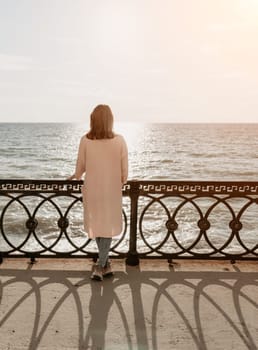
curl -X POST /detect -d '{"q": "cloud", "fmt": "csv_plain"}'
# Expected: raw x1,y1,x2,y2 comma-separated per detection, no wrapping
50,36,86,46
0,53,34,71
208,21,258,33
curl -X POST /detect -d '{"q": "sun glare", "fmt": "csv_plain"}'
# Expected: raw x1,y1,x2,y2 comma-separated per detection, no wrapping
115,122,145,150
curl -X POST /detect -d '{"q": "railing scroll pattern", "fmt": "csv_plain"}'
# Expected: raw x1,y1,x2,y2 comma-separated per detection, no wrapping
0,180,258,265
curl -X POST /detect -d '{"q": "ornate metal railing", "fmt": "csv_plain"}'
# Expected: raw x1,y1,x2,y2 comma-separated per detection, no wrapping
0,180,258,265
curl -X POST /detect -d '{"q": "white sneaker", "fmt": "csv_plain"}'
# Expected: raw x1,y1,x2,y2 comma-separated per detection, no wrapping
91,264,103,281
102,261,114,278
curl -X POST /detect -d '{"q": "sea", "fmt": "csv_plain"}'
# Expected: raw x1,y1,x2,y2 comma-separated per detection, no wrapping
0,122,258,254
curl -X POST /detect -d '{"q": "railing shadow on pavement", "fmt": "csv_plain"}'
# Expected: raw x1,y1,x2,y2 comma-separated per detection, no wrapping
0,264,257,350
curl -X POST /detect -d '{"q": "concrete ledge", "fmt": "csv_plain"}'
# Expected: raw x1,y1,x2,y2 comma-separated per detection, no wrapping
0,259,258,349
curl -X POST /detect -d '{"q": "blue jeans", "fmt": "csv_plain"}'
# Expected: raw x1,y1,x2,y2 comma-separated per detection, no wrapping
95,237,112,267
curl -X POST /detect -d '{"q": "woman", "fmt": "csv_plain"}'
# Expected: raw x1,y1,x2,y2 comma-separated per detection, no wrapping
68,104,128,281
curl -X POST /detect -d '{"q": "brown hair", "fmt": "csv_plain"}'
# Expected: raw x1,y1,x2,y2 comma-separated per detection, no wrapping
86,104,115,140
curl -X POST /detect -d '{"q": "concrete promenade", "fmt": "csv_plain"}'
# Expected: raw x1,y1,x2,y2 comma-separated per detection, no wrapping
0,258,257,350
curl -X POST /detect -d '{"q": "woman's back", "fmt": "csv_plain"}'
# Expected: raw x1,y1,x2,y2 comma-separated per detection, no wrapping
77,133,128,238
84,134,126,184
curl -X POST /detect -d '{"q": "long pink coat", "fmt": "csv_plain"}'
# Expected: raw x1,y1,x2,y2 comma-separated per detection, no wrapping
74,134,128,238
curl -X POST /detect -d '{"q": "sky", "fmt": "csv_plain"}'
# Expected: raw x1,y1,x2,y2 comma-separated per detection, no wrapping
0,0,258,123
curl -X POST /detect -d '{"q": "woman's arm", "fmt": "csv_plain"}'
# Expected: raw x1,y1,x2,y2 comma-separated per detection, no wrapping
67,137,86,180
121,136,128,185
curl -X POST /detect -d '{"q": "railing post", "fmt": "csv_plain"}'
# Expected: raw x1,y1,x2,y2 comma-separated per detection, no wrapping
126,180,140,266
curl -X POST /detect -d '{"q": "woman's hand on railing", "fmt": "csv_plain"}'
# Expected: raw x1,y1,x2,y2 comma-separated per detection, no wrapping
67,174,76,181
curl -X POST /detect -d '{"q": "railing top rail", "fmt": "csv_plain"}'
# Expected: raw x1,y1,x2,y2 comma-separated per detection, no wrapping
0,179,258,195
